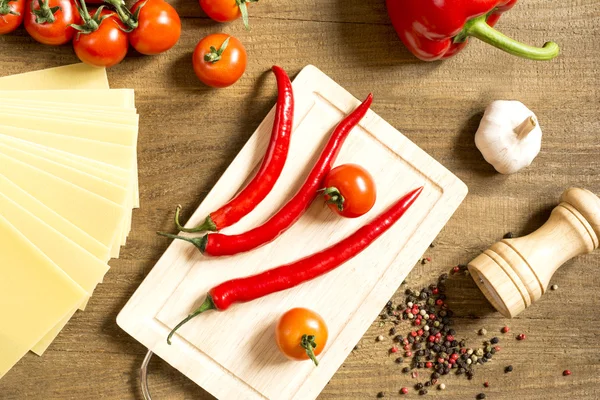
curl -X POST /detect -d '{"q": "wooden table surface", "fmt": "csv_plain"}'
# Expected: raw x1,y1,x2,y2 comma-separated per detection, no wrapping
1,0,599,398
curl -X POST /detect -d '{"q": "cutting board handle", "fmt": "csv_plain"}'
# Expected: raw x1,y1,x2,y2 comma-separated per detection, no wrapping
468,187,600,317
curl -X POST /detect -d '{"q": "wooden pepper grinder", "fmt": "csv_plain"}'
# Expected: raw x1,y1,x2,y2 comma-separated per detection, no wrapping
468,187,600,318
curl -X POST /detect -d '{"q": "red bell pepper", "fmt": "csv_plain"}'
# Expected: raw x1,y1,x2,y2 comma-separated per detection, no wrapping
386,0,559,61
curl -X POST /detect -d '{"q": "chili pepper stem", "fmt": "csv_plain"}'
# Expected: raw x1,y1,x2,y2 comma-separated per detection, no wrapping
167,296,216,345
456,14,559,60
174,205,218,233
301,334,319,366
320,187,345,212
157,231,208,253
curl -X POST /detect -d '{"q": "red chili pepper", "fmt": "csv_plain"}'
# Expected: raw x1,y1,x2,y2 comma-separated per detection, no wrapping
166,186,423,344
386,0,559,61
174,65,294,233
161,94,374,256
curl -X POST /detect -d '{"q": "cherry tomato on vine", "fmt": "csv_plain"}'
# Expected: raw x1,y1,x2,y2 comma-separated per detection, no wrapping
275,308,328,366
322,163,377,218
72,8,128,68
0,0,25,35
192,33,246,88
129,0,180,55
24,0,80,45
200,0,256,29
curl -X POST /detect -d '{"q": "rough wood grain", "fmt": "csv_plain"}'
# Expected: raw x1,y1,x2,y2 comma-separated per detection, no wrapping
1,0,599,398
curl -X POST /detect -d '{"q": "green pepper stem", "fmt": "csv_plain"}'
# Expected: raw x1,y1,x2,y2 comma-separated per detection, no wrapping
174,206,218,233
462,15,559,61
301,334,319,366
320,187,345,212
167,296,216,345
157,231,208,253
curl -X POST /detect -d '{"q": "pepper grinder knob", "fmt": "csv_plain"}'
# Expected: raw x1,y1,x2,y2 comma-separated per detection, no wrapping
468,187,600,317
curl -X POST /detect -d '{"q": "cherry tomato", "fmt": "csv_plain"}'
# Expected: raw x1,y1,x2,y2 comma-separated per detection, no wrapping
200,0,255,28
24,0,80,45
192,33,246,88
129,0,180,55
73,9,128,68
275,308,328,366
0,0,25,35
323,163,377,218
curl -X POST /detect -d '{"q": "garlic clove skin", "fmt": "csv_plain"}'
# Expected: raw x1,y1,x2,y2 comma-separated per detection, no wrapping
475,100,542,174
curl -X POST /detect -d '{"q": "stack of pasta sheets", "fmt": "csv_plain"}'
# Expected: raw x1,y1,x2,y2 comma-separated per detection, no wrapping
0,64,139,378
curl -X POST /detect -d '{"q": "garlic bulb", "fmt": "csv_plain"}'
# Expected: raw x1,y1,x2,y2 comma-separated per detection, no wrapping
475,100,542,174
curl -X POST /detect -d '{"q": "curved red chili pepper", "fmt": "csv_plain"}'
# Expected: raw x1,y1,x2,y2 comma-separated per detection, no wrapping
174,65,294,233
166,186,423,344
160,94,374,256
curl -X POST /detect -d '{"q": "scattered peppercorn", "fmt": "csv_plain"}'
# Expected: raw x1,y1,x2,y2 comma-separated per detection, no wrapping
476,393,486,399
563,370,572,376
479,328,487,335
419,389,428,395
400,387,409,395
395,357,404,364
503,232,514,239
415,383,424,390
490,337,499,344
438,383,446,390
377,391,385,398
551,284,558,290
452,266,460,273
402,367,411,373
484,381,489,388
377,335,384,342
505,365,513,373
501,326,510,334
517,333,526,341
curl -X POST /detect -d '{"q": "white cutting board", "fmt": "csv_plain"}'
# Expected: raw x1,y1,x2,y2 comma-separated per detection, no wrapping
117,65,468,400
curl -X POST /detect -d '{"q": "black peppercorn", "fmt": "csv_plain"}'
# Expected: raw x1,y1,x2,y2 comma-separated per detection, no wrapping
415,383,424,390
377,391,385,398
490,337,499,344
476,394,486,400
395,357,404,364
431,372,440,379
402,367,411,373
419,389,428,395
505,365,513,373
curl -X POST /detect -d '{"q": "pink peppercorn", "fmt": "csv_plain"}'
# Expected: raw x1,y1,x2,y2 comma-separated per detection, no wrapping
429,314,436,320
494,346,501,352
426,362,433,368
404,345,411,351
432,288,439,295
428,335,436,343
417,329,424,336
446,335,454,341
452,266,460,273
517,333,526,341
391,346,398,353
405,351,412,357
501,326,510,334
438,358,444,363
436,299,443,306
400,387,409,395
461,348,467,354
484,382,490,388
563,370,572,376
